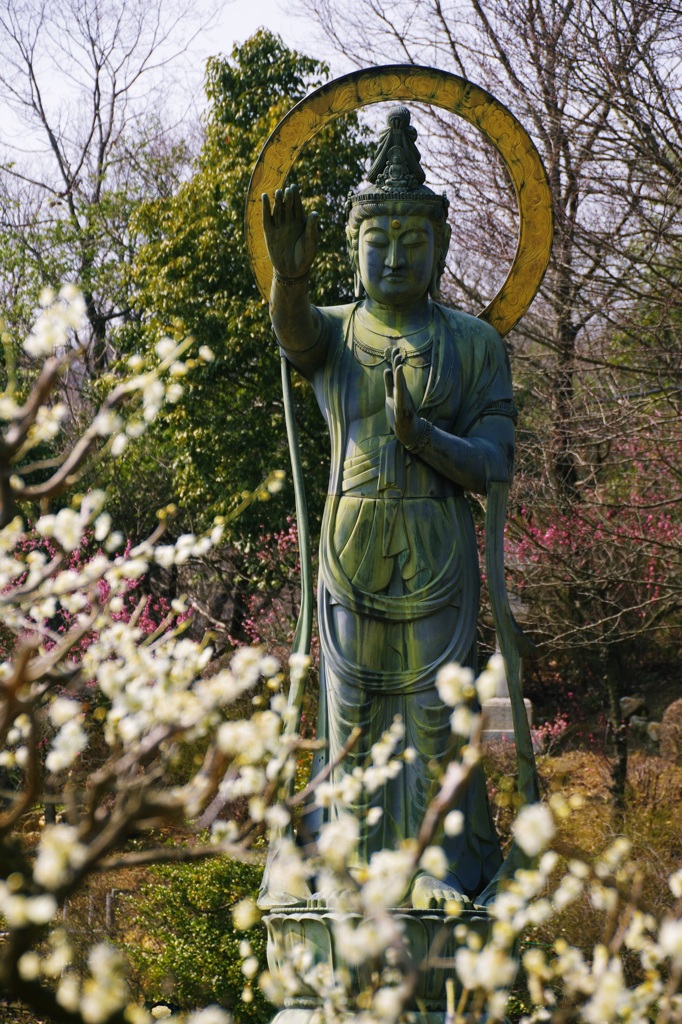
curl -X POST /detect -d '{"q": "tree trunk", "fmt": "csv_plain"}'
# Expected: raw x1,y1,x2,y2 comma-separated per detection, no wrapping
602,645,627,815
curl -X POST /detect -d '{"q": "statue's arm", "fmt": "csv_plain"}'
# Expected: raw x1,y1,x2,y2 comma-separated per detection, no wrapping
385,346,514,494
263,185,328,375
413,414,514,495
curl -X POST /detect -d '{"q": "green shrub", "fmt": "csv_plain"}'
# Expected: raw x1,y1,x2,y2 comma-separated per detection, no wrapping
121,856,269,1021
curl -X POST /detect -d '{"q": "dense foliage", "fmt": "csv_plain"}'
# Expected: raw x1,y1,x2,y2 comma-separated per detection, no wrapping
115,31,369,537
124,858,268,1020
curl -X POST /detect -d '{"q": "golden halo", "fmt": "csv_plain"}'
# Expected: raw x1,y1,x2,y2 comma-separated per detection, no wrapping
246,65,553,336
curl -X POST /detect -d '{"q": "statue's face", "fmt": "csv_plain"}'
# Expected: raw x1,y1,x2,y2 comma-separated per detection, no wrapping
358,214,435,307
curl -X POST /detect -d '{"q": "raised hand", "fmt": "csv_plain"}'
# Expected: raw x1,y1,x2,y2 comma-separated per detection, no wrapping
384,348,422,447
262,184,319,280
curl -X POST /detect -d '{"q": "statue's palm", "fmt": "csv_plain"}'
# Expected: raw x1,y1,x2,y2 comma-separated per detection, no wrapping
262,184,319,279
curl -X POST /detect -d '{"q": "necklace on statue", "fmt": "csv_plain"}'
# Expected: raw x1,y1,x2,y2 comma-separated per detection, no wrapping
352,310,434,367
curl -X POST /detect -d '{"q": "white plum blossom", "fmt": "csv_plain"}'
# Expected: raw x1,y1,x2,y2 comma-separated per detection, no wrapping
476,653,506,702
242,956,260,979
217,709,282,762
264,804,291,830
335,916,399,965
33,824,87,889
553,873,585,910
318,815,360,872
45,716,88,770
79,944,128,1024
288,652,311,685
31,403,67,443
372,985,407,1020
17,951,42,981
211,820,239,844
56,974,80,1012
595,837,632,878
436,662,475,706
40,930,73,978
512,802,556,857
489,889,527,926
526,898,553,926
52,508,84,552
455,942,518,992
369,716,405,767
366,806,383,826
186,1008,232,1024
231,646,267,686
24,288,85,357
451,704,475,737
419,845,448,879
588,881,618,912
93,410,123,436
362,848,414,909
362,757,403,794
155,337,176,359
444,809,465,836
154,544,176,568
126,418,146,437
624,911,657,953
0,395,21,421
669,868,682,899
0,885,57,928
104,530,124,551
127,353,145,371
111,433,128,456
93,513,112,541
232,897,261,930
260,654,281,677
659,918,682,965
581,952,628,1024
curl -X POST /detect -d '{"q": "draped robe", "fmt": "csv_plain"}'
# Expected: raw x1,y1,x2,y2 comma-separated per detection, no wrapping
288,300,516,899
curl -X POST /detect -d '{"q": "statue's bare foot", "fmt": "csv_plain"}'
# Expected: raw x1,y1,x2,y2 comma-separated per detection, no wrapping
257,886,310,910
411,874,471,910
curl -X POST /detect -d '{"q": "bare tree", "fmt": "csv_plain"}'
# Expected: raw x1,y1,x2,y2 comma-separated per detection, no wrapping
0,0,215,371
301,0,682,472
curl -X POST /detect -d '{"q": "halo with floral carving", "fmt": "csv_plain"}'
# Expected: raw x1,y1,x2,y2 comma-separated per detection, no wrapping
246,65,553,337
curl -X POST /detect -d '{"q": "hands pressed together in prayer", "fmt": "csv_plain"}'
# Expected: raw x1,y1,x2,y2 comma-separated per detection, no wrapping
384,347,428,450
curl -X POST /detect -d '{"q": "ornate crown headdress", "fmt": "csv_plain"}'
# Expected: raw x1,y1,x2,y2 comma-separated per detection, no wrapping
345,105,449,215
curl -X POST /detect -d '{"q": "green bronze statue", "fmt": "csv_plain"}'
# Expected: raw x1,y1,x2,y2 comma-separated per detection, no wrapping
262,106,519,909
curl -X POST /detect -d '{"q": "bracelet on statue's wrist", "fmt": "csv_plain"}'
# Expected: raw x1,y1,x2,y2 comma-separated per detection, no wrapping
273,270,310,288
405,419,432,454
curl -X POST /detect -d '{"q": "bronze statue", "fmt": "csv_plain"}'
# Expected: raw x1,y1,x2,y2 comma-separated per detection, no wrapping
262,106,519,908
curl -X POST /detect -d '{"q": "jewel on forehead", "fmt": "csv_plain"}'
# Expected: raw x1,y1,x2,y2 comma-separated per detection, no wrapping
391,218,401,229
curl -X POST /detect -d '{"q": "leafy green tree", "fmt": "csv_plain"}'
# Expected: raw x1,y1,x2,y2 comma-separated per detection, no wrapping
122,31,370,537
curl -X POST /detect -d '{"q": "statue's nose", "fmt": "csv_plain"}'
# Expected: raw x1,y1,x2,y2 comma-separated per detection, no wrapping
386,239,404,269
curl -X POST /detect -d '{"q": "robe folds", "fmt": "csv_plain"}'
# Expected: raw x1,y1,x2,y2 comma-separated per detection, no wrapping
294,301,516,899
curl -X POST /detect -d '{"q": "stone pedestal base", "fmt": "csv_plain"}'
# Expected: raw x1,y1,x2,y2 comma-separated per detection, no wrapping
270,1010,467,1024
264,904,509,1020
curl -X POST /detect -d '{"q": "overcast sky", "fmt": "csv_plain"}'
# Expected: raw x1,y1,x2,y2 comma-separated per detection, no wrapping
197,0,329,61
0,0,343,157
